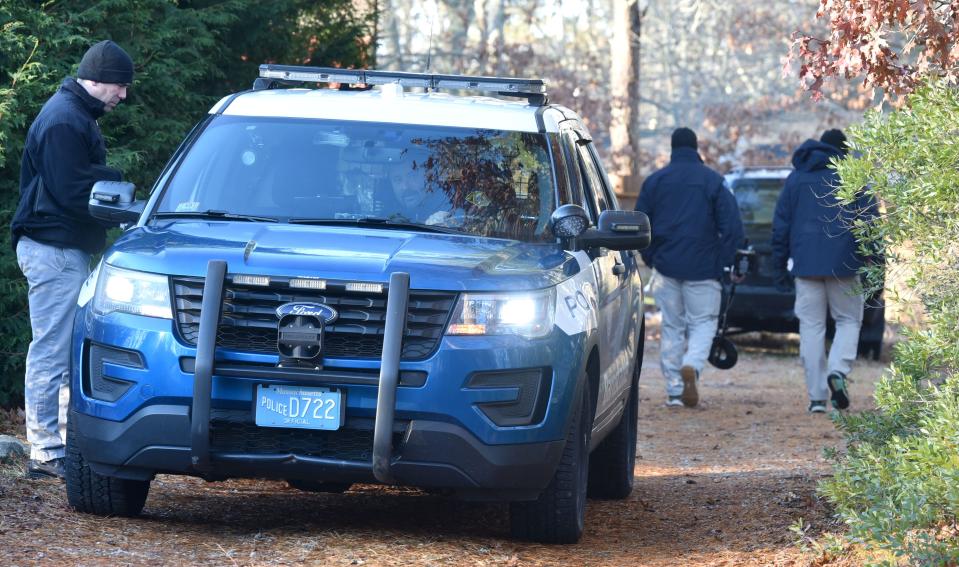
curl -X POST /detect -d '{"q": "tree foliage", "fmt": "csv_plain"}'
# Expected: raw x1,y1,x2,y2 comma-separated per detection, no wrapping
789,0,959,99
789,2,959,563
823,84,959,563
0,0,374,407
377,0,871,200
631,0,872,176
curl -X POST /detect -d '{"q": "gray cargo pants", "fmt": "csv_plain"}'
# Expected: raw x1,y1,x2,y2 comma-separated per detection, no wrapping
16,237,90,462
794,276,864,402
650,272,721,397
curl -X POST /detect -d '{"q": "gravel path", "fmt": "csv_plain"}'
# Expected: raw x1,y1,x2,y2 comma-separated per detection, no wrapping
0,328,885,566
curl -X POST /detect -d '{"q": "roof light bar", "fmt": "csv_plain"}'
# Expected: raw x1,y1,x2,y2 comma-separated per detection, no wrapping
258,64,547,97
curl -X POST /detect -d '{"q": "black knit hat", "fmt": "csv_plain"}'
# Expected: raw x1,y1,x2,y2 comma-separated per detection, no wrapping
820,129,847,152
671,127,698,150
77,40,134,85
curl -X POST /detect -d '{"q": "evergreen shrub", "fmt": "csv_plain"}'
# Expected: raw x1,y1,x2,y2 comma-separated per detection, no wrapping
0,0,373,406
824,82,959,565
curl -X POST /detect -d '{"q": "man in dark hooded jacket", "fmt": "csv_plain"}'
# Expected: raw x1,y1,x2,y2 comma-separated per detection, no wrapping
772,129,877,413
11,40,134,478
635,128,744,408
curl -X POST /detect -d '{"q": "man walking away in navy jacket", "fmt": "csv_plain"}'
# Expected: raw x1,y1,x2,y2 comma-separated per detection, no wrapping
11,40,134,479
635,128,745,408
771,129,877,413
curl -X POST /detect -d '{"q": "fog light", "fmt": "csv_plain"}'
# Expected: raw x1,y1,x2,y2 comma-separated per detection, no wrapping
85,343,144,402
467,368,550,427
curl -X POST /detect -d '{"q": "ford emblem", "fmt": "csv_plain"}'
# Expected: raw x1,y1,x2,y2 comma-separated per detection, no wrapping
275,302,339,323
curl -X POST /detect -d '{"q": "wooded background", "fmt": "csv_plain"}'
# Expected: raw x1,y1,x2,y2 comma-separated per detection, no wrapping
0,0,373,405
0,0,870,405
375,0,872,198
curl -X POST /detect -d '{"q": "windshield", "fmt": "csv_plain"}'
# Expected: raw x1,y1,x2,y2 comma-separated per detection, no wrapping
730,178,786,225
156,116,557,242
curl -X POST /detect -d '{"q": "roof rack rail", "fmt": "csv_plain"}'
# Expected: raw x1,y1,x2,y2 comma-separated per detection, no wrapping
254,64,549,106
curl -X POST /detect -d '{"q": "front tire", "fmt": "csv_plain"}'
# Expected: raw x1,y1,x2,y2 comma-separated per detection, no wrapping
509,386,591,544
587,375,638,499
65,419,150,517
858,303,885,361
588,330,643,499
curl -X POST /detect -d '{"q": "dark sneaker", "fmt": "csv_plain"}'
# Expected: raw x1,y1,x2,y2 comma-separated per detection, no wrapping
680,365,699,408
666,395,684,408
827,371,850,410
808,400,828,413
27,458,65,480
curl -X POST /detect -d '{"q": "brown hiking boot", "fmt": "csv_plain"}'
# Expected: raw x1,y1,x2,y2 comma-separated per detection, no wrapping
680,365,699,407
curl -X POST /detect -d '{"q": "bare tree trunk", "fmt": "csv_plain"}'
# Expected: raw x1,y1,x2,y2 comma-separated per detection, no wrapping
384,0,403,68
487,0,505,75
369,0,380,67
442,0,475,74
626,1,645,199
608,0,636,198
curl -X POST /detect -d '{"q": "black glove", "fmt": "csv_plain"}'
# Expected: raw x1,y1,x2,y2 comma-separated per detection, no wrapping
774,271,793,293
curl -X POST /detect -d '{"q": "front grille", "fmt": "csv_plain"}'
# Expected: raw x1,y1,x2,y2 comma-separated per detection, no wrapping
210,419,379,461
172,276,456,360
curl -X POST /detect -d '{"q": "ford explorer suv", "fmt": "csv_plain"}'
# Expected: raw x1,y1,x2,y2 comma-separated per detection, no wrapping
724,166,884,359
66,65,651,543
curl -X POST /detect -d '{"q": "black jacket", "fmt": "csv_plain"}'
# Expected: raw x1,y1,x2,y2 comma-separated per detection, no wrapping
771,140,877,278
11,77,121,254
634,147,744,280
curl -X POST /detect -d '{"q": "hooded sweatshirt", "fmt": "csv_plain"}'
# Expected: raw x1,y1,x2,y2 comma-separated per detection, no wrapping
11,77,122,254
771,139,876,278
634,147,744,280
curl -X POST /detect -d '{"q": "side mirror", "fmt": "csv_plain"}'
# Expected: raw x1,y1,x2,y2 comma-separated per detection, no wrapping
577,210,651,251
550,204,591,238
89,181,145,224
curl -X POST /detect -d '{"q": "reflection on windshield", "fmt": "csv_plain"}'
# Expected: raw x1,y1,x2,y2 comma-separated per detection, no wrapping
156,117,557,242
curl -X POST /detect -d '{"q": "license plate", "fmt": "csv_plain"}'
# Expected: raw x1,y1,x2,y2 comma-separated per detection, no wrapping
254,385,343,430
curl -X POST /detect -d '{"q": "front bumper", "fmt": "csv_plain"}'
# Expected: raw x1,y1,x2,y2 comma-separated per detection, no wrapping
72,266,585,499
70,406,565,499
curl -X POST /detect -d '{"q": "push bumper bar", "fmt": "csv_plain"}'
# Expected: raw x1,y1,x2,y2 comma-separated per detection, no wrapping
188,260,409,483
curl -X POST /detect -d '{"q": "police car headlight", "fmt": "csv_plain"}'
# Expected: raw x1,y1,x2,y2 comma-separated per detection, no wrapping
446,289,554,339
93,264,173,319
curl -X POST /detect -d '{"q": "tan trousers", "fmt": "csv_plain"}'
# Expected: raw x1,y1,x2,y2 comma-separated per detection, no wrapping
794,276,864,401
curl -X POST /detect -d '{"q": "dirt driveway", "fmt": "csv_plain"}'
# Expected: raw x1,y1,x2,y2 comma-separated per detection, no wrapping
0,329,884,566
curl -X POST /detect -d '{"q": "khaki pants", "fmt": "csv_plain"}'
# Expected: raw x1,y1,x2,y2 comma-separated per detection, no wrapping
650,272,721,397
16,237,90,462
794,276,864,402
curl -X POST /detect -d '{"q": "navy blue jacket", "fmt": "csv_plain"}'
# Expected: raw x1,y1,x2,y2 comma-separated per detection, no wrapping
11,78,121,254
771,140,877,278
634,147,744,280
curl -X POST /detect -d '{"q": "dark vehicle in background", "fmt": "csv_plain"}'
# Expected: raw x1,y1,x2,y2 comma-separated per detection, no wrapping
723,166,884,360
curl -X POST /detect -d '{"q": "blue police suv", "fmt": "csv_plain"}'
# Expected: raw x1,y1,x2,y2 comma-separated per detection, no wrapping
67,66,650,543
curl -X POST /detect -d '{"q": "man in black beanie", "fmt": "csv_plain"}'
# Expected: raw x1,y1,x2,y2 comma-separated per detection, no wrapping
772,129,877,414
635,128,745,408
10,39,134,479
819,129,847,156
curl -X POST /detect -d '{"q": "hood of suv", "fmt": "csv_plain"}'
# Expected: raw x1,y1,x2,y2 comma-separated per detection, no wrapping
105,221,579,291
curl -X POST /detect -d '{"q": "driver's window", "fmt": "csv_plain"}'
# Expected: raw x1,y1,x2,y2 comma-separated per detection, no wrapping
576,144,609,223
576,143,609,216
560,131,595,222
587,144,620,211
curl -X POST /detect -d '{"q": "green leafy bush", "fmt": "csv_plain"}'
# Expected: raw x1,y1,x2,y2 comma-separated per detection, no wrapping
0,0,373,407
823,83,959,565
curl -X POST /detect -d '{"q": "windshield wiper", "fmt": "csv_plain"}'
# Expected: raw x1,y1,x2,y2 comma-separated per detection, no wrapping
288,216,467,235
152,210,279,223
